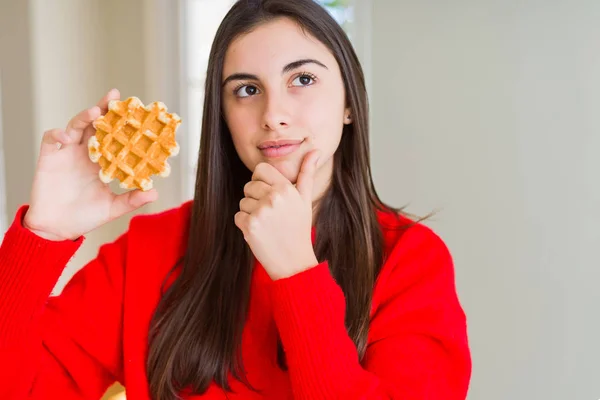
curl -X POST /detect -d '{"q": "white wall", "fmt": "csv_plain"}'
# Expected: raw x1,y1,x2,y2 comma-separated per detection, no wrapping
0,75,6,234
369,1,600,399
0,0,37,232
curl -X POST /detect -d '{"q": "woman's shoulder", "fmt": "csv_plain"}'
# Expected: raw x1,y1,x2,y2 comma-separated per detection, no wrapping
111,200,194,292
374,207,455,291
123,200,193,262
376,207,449,257
371,207,460,321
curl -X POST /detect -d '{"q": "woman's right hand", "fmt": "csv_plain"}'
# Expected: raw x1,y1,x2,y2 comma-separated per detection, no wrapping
22,89,159,241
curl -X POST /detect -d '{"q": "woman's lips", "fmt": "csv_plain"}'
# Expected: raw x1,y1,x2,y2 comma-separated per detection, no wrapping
258,139,304,158
259,143,302,158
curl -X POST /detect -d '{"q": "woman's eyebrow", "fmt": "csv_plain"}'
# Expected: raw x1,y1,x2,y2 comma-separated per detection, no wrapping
222,58,328,87
222,73,258,87
282,58,328,74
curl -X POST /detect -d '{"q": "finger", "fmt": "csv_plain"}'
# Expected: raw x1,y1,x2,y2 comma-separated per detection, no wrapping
108,188,158,221
234,211,250,239
243,180,271,200
97,88,120,114
239,197,260,214
82,88,121,144
64,106,102,145
252,162,288,186
296,150,321,202
40,128,71,155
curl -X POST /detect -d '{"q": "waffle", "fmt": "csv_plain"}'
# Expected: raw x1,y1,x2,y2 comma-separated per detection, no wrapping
88,96,181,191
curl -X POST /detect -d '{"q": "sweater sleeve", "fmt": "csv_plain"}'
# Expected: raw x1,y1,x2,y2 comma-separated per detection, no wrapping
0,205,129,399
270,224,472,400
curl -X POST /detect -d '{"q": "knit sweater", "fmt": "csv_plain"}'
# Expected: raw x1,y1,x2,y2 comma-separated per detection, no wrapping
0,201,471,399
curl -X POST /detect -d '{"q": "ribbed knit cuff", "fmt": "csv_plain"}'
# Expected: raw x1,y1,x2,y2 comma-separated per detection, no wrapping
0,205,82,340
271,262,362,398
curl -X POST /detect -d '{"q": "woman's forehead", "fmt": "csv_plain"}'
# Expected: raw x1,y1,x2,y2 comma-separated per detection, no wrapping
222,18,336,77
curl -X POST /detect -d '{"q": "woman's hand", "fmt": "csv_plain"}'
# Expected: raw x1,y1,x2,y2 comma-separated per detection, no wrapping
22,89,158,241
235,151,320,280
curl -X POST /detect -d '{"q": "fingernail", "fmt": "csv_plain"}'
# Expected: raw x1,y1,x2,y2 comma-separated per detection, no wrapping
62,132,71,143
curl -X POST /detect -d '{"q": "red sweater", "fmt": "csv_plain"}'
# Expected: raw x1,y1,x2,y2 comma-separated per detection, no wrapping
0,201,471,399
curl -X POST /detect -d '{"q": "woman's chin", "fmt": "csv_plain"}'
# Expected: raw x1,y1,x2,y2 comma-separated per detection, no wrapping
267,159,302,184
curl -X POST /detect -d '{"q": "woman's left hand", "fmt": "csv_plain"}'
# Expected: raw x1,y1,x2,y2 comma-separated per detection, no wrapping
235,150,320,280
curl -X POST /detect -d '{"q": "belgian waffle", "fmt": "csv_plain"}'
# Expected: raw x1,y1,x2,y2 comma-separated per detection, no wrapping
88,96,181,191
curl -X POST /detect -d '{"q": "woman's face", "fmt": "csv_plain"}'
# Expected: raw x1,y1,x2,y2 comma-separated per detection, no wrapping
221,17,351,198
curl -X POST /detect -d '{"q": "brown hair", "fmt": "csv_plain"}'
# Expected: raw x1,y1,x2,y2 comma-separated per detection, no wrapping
146,1,402,398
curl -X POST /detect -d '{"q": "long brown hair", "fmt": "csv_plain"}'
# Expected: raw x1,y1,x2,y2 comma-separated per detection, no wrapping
146,0,400,398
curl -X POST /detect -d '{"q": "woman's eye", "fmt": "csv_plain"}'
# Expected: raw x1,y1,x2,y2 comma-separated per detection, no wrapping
235,85,259,98
291,74,315,87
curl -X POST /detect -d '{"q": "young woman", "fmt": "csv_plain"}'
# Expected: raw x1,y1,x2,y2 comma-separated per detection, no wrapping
0,1,471,399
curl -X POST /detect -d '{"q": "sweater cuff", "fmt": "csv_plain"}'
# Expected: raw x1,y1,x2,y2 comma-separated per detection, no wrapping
0,205,83,338
271,262,361,392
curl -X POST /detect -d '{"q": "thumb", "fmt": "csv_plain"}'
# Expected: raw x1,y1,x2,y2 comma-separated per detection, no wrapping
296,150,320,202
109,189,158,221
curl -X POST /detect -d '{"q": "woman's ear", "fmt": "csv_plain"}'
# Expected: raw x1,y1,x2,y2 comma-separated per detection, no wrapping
343,108,352,125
